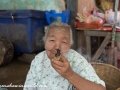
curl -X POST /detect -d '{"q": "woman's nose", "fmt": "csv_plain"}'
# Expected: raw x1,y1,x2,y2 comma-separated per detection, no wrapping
55,42,61,49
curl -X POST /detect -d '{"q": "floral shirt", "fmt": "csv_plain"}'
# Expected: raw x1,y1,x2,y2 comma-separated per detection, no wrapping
24,49,105,90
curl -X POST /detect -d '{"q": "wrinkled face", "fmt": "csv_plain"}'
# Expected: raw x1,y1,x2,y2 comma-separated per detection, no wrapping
45,28,71,60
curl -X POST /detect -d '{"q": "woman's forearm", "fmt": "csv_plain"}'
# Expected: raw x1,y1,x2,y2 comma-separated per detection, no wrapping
66,71,106,90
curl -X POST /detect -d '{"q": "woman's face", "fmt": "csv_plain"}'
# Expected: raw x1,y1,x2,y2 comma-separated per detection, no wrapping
45,28,71,60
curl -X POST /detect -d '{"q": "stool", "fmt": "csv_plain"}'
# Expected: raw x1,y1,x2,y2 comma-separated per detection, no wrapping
45,10,70,24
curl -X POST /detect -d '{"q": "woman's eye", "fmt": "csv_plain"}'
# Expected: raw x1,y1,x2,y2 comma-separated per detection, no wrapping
50,40,54,42
62,42,67,44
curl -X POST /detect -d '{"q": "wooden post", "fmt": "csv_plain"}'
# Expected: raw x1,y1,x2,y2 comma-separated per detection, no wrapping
111,0,119,65
67,0,78,50
114,47,118,67
113,0,120,11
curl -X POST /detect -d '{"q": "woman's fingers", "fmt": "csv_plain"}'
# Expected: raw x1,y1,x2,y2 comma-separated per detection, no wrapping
60,54,68,63
51,60,63,70
52,59,63,67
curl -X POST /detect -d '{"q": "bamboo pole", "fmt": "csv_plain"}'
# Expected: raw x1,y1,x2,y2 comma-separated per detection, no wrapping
110,0,119,65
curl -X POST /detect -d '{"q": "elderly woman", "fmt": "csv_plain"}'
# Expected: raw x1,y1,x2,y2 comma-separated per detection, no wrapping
24,22,106,90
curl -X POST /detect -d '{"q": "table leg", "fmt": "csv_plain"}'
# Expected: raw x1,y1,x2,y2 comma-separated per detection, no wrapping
92,33,112,61
86,36,91,58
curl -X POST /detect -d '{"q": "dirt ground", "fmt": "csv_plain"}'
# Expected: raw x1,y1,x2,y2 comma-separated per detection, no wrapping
0,55,31,90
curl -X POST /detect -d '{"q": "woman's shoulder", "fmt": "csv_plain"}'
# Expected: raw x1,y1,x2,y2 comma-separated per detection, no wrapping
68,49,84,58
35,50,46,58
31,50,46,63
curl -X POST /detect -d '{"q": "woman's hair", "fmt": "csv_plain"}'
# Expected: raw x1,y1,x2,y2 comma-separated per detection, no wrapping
43,22,73,46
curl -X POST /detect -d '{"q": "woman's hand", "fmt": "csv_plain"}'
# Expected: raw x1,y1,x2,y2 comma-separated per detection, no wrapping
51,54,74,79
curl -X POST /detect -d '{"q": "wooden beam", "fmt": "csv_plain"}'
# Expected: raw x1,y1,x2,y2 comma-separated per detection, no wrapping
67,0,78,50
86,36,91,58
92,32,112,61
84,31,109,36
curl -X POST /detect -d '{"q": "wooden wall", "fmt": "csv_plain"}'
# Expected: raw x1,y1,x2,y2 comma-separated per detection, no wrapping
67,0,78,50
78,0,120,14
77,0,96,14
77,0,97,49
67,0,120,50
113,0,120,11
119,2,120,10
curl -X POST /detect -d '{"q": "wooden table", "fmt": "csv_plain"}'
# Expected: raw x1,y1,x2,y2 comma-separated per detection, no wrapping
76,28,112,61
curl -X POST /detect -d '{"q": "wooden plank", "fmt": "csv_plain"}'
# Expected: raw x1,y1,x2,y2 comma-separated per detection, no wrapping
84,31,110,36
77,30,86,48
109,47,114,65
91,32,112,61
113,0,120,10
67,0,77,50
114,47,118,67
86,36,91,58
107,47,111,64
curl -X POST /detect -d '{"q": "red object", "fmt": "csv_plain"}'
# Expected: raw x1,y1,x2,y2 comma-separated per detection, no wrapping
102,27,112,31
76,22,101,29
117,59,120,69
75,22,103,29
74,22,78,28
116,27,120,32
117,51,120,69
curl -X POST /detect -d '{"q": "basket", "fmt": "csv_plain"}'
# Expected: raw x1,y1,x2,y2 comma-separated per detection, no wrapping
91,62,120,90
117,88,120,90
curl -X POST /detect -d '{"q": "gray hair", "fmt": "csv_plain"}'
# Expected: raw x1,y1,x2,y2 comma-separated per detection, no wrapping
43,22,73,46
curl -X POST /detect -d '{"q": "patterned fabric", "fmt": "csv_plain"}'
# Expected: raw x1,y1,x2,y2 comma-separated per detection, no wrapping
24,49,105,90
0,0,65,12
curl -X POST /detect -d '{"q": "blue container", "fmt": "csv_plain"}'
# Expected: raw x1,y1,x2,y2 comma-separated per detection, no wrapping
45,10,70,24
0,10,48,53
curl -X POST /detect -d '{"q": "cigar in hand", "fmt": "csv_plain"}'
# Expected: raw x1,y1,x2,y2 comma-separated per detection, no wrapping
54,49,61,60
